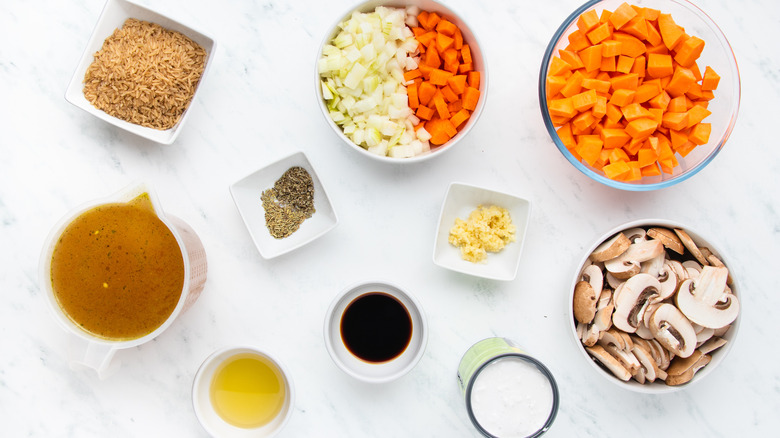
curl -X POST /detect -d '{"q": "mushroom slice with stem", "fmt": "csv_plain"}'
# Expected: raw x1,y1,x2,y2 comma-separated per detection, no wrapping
631,341,660,383
590,232,631,262
647,227,684,254
676,266,739,329
674,228,709,266
612,273,663,333
636,302,662,340
640,252,666,278
665,350,711,386
605,240,664,280
579,322,600,347
623,227,647,243
656,261,679,301
649,303,697,358
586,345,632,381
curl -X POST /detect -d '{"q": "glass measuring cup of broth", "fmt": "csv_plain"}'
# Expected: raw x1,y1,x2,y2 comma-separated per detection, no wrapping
39,182,208,378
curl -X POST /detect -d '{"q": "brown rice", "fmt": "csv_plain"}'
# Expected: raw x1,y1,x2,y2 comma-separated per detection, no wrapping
83,18,207,130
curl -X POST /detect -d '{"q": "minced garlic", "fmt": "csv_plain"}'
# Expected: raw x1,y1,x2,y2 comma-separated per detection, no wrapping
449,205,516,263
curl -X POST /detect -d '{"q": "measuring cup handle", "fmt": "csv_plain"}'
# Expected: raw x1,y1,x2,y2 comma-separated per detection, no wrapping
68,336,120,379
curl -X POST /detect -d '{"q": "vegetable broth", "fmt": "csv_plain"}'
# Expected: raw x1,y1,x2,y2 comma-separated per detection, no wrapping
49,193,184,340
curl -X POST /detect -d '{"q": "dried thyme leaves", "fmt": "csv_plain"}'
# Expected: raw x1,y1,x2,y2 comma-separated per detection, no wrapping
261,166,315,239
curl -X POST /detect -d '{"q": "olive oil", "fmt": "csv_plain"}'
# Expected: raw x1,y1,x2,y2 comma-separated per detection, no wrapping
210,353,286,428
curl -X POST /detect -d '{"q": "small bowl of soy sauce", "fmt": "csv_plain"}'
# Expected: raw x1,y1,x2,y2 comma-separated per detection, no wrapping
324,280,428,383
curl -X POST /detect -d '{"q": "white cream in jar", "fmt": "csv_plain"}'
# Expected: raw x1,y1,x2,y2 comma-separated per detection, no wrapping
470,357,555,437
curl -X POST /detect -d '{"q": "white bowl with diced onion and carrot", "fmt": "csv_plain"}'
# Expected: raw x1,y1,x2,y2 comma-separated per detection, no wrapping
316,0,487,162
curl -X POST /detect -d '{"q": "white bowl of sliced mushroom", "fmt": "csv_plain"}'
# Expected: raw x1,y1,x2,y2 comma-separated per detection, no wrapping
569,219,740,393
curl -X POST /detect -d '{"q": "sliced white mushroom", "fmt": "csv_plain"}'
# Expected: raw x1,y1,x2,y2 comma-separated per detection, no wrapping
602,343,641,374
692,323,715,345
667,260,688,281
647,227,684,254
640,251,666,278
682,260,703,279
647,338,671,370
636,302,662,340
592,301,614,332
657,261,679,300
605,239,665,280
665,350,711,386
573,281,599,324
612,273,663,333
606,272,623,290
581,264,604,297
580,322,600,347
649,303,697,358
597,288,613,311
586,345,631,381
631,341,660,383
676,266,739,329
590,232,631,262
713,324,732,338
623,227,647,243
698,337,727,355
674,228,709,266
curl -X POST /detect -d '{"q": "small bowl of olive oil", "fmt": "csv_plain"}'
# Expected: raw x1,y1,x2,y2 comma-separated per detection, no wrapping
193,346,294,437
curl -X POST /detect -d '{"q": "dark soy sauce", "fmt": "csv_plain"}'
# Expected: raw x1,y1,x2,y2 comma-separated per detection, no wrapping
340,292,412,363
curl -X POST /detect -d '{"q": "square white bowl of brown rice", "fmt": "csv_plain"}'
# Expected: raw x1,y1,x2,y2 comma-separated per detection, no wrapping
65,0,216,144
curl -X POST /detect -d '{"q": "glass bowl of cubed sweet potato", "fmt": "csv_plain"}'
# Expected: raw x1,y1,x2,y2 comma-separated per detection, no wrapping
539,0,740,190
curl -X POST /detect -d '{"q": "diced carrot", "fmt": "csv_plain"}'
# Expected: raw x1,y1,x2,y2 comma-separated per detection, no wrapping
587,23,612,45
457,62,473,74
429,68,453,86
689,123,711,145
641,163,662,176
404,69,422,82
408,83,419,109
648,107,664,124
610,2,638,30
602,128,631,148
631,55,646,78
580,44,604,72
625,118,658,139
557,123,576,148
435,32,454,52
561,71,585,97
621,102,652,121
447,75,468,95
467,71,480,88
576,135,604,166
453,28,463,50
602,40,623,57
603,160,631,179
609,88,636,106
549,97,576,118
690,62,703,81
657,14,685,50
462,87,480,111
608,147,630,164
427,120,454,145
675,141,698,157
415,105,435,120
648,90,671,110
674,36,705,67
417,11,430,30
633,82,662,103
600,56,616,72
637,146,659,167
665,66,696,97
612,32,646,57
582,78,611,94
461,44,472,64
685,105,712,128
436,19,457,36
669,128,689,150
418,81,437,106
416,31,437,48
610,73,639,91
440,85,459,103
572,89,599,112
450,109,471,128
622,16,648,41
605,103,623,123
661,112,688,130
616,55,634,74
572,111,597,131
433,96,451,119
702,66,721,91
560,50,585,70
645,19,663,47
592,95,608,118
577,9,601,33
424,46,441,67
647,53,673,78
425,12,441,31
600,9,613,24
442,48,459,68
447,99,463,113
567,30,592,52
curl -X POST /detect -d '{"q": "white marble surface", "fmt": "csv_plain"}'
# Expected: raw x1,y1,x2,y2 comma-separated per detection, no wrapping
2,0,779,436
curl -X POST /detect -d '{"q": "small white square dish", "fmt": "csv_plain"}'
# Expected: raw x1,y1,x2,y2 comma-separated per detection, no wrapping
65,0,217,144
433,182,531,281
230,151,338,259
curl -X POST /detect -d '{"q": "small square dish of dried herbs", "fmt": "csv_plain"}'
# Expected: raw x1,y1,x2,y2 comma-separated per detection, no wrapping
230,151,338,259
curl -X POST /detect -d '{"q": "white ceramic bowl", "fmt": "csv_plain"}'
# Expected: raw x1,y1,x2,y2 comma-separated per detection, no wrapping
229,151,338,259
569,219,740,393
65,0,217,144
433,182,531,281
324,281,428,383
192,346,295,437
316,0,487,162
